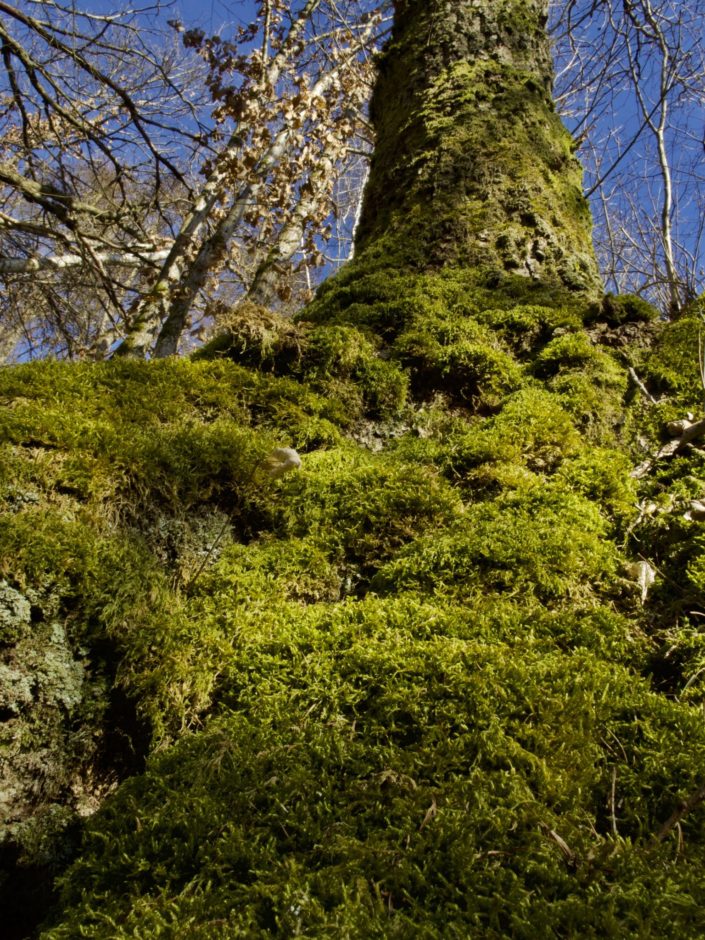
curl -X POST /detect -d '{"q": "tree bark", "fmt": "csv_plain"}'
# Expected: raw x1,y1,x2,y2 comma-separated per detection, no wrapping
350,0,601,296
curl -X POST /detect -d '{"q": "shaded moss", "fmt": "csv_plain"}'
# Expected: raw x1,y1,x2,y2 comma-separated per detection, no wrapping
599,293,660,328
638,313,701,398
42,625,705,938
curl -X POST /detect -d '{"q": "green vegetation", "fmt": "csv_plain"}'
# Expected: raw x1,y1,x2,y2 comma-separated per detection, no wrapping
4,0,705,935
3,285,705,937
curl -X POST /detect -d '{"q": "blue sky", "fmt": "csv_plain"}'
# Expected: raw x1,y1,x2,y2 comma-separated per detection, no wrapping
170,0,257,32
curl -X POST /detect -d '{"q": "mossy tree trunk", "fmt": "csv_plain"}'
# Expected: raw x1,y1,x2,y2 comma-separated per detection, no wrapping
351,0,601,295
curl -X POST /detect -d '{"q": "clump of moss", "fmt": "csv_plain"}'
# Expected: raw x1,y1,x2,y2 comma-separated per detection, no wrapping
394,314,523,408
299,324,409,419
598,293,661,327
538,336,628,438
277,445,462,576
373,479,619,603
638,313,701,399
41,611,705,938
475,303,584,356
446,387,580,484
557,447,637,527
196,311,409,422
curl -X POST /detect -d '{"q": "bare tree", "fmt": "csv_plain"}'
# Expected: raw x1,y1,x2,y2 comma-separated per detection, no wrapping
0,0,388,361
0,0,208,358
115,0,387,359
551,0,705,315
6,0,702,359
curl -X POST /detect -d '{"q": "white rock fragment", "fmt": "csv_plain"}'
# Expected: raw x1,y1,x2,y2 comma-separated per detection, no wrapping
263,447,302,479
684,499,705,522
625,560,656,604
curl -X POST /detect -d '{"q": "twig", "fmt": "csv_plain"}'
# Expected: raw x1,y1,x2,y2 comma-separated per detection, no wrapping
651,780,705,845
628,366,658,405
183,513,232,595
540,823,577,867
631,417,705,478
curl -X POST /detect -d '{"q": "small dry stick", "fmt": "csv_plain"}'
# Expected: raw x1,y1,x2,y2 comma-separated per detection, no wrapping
628,366,658,405
632,417,705,479
540,823,576,867
610,766,619,836
651,781,705,846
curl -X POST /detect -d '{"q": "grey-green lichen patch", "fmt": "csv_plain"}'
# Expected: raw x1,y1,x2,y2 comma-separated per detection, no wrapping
0,580,31,645
0,602,93,872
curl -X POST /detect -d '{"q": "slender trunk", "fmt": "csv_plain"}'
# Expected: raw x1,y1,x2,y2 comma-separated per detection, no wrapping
150,32,374,359
112,0,324,359
624,0,682,315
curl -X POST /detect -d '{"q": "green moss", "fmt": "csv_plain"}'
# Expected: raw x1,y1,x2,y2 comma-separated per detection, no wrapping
639,314,701,399
373,481,619,602
538,340,628,439
42,625,705,937
475,304,585,356
277,446,462,574
599,293,660,327
534,332,602,375
4,333,705,938
557,448,637,527
301,324,409,419
394,317,523,407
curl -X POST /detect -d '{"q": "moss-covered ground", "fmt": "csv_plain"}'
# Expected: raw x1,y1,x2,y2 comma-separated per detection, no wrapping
4,283,705,937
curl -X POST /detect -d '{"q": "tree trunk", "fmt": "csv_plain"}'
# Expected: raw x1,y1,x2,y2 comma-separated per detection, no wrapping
335,0,602,297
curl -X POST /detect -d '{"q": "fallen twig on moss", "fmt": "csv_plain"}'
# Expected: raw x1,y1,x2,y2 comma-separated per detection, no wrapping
628,366,659,405
652,781,705,845
632,416,705,478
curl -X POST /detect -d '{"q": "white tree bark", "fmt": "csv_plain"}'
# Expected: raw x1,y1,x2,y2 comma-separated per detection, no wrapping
0,247,170,274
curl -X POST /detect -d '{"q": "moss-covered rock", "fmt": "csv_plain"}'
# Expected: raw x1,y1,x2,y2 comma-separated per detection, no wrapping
41,616,705,938
2,320,702,937
599,293,660,328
